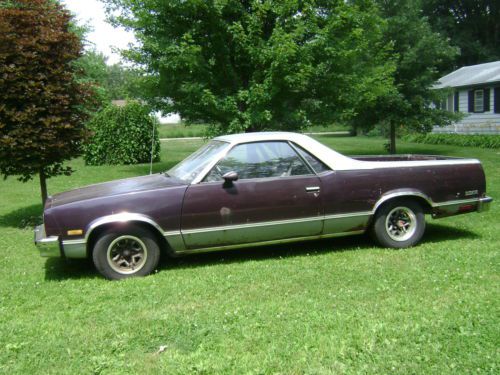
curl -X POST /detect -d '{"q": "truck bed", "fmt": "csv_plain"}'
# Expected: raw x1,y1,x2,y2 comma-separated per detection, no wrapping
352,154,463,162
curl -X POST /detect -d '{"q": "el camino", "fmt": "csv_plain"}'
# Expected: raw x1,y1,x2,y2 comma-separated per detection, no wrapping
35,132,492,279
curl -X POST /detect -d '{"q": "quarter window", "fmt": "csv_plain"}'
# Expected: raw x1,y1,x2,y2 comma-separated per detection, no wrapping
204,141,312,181
474,90,484,112
292,144,331,173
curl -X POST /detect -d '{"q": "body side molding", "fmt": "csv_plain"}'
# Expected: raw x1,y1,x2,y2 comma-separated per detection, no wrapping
372,190,434,213
85,213,166,242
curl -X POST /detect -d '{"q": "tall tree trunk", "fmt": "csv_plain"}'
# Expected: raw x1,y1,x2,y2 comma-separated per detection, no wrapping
389,122,396,154
39,169,48,207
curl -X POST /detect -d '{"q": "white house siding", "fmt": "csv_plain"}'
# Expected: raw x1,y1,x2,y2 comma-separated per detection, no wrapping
433,86,500,134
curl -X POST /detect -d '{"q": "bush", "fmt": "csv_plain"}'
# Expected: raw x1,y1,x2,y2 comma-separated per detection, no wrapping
403,133,500,149
84,103,161,165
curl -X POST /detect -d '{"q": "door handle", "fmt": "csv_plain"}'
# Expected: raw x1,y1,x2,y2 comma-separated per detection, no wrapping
305,186,320,193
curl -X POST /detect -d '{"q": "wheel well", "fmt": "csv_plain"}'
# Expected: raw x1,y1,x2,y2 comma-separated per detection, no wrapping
86,221,171,258
374,195,433,216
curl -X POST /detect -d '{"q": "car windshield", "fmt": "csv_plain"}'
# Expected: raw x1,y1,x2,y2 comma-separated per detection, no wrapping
167,140,229,183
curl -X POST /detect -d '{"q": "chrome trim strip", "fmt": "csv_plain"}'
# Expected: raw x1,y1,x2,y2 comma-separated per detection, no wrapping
182,215,324,235
325,211,373,220
85,213,165,242
182,211,373,236
373,191,434,212
175,230,365,255
432,197,481,207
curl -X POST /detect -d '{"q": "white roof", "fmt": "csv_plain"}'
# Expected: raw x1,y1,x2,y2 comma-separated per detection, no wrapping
434,61,500,89
207,131,478,178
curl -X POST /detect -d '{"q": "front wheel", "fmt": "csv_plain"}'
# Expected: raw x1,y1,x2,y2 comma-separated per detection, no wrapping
371,199,425,248
92,225,161,280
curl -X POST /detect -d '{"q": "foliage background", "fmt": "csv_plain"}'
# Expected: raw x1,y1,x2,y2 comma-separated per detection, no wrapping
0,0,94,202
84,102,160,165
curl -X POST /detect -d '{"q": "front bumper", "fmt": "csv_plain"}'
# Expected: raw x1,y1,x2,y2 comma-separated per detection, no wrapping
478,196,493,213
34,224,61,258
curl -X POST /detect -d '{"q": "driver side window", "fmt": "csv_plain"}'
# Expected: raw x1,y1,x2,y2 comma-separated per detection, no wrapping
204,141,312,182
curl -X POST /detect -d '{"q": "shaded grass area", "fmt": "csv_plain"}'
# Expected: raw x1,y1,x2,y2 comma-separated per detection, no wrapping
157,123,209,139
0,136,498,374
157,123,349,139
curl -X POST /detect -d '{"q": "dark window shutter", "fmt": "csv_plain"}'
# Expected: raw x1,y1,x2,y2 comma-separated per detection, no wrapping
468,90,474,112
454,91,459,112
495,87,500,114
484,88,490,112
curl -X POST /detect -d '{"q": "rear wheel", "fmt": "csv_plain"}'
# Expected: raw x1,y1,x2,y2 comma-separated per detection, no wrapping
92,225,160,280
372,199,425,248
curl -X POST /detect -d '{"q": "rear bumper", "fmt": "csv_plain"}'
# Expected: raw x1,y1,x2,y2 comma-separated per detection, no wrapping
34,225,61,258
478,196,493,213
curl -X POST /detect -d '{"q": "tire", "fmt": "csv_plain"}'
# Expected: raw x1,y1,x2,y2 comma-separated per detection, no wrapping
371,199,425,248
92,225,161,280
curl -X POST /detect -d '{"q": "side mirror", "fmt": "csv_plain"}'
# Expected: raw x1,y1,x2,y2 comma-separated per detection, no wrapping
222,171,238,184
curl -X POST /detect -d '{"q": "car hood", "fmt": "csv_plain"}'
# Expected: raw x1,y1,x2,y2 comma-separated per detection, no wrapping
47,174,185,208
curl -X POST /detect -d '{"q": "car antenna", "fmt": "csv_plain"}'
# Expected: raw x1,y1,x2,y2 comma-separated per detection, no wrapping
149,118,156,175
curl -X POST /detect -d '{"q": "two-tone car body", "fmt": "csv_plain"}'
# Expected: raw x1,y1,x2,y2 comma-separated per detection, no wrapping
35,132,492,279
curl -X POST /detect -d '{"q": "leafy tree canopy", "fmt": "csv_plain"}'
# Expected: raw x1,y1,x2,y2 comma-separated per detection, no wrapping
422,0,500,67
353,0,459,152
76,50,144,106
104,0,395,133
0,0,94,204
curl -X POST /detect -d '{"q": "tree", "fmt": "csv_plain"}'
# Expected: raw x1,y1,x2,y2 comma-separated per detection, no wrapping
104,0,394,134
352,0,458,153
422,0,500,67
0,0,94,205
76,50,144,105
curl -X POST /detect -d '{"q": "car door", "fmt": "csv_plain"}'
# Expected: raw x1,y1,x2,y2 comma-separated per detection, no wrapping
180,141,323,250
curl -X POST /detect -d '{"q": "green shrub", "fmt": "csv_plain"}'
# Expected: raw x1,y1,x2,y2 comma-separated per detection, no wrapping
403,133,500,149
84,103,161,165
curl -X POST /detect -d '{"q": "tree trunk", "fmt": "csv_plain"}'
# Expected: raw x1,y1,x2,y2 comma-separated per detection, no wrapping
39,169,48,207
389,122,396,154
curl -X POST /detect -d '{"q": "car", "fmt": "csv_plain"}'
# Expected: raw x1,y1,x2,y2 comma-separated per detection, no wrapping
35,132,492,279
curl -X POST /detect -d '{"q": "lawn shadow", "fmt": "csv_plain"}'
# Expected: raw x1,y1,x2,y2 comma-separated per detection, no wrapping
422,222,479,243
163,223,480,272
163,233,375,272
44,258,99,281
0,204,42,229
42,223,479,280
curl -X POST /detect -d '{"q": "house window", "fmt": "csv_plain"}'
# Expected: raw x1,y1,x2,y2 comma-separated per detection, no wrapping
474,90,484,112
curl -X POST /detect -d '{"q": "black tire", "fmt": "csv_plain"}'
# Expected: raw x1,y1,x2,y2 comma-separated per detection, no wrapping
371,199,425,248
92,225,160,280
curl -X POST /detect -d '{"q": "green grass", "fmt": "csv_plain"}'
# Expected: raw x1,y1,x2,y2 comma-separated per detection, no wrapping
157,123,209,139
0,136,498,374
157,123,349,139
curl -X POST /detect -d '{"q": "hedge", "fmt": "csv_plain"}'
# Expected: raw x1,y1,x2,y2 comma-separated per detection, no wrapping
403,133,500,149
84,103,161,165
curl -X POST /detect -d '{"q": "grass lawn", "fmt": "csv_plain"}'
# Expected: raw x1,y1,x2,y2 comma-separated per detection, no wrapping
157,123,349,139
0,136,498,374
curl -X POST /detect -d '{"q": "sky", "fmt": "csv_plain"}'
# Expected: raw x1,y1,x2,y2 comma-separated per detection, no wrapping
60,0,135,65
60,0,181,122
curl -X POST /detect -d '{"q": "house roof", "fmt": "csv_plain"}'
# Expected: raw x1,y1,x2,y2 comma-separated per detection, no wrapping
434,61,500,89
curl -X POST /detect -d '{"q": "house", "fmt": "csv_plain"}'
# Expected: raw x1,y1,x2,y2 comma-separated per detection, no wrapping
433,61,500,134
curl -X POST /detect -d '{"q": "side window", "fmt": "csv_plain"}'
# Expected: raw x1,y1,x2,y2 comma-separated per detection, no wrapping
204,141,312,182
292,144,331,173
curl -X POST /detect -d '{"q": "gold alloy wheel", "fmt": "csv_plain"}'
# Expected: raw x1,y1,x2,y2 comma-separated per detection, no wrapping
106,235,148,274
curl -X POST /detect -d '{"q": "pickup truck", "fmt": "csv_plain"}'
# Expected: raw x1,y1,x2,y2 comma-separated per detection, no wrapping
35,132,492,279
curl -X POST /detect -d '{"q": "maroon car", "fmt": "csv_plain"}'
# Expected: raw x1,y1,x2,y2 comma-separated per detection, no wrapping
35,132,492,279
